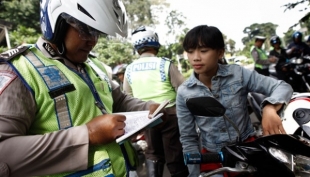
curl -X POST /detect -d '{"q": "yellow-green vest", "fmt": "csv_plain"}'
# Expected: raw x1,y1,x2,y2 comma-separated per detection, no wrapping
250,46,268,69
125,57,176,107
9,46,137,177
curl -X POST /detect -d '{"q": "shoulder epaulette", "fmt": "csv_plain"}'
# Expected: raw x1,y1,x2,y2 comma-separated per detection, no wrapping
89,51,98,58
162,57,172,62
0,45,30,61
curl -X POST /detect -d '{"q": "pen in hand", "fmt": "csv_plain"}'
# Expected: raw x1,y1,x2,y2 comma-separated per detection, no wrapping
95,101,108,114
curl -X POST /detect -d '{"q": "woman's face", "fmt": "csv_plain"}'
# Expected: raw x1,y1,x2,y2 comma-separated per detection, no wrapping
187,47,224,75
64,26,98,63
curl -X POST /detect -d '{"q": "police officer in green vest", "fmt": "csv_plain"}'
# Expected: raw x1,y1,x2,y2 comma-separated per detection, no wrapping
123,26,189,177
250,36,277,76
0,0,161,176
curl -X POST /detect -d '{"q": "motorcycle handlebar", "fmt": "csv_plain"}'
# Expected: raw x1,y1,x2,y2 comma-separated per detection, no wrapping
184,152,223,165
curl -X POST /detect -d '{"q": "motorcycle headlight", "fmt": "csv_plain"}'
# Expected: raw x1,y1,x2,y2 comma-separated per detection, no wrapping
269,147,310,176
269,147,292,164
291,58,304,64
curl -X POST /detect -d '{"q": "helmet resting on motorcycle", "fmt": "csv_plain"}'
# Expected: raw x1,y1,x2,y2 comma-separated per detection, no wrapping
270,36,281,46
282,93,310,137
292,31,303,42
131,26,161,53
40,0,128,45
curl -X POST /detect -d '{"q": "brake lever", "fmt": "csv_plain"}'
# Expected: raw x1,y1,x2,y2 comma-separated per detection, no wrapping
199,161,256,177
199,166,256,177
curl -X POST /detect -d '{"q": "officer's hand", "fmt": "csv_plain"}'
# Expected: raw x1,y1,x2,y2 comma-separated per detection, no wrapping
147,103,161,118
145,103,168,130
269,56,277,63
86,114,126,145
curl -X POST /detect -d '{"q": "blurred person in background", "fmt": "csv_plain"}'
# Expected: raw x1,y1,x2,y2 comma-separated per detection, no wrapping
269,35,289,81
123,26,188,177
250,35,277,76
286,31,310,58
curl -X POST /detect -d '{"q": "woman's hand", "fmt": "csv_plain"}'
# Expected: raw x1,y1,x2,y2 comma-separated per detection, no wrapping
261,104,286,136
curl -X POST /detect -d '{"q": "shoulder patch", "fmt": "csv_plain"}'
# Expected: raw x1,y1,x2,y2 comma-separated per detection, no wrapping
0,45,29,61
0,71,17,95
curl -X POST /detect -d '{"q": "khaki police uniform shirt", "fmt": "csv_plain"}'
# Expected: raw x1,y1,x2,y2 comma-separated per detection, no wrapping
251,47,271,65
0,37,152,177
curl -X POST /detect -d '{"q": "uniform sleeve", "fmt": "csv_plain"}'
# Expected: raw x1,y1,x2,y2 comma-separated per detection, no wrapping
169,63,185,92
111,80,154,112
251,48,271,65
0,65,89,177
122,75,133,96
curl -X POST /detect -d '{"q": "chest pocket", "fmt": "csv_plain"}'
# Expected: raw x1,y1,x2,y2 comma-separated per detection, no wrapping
221,81,243,107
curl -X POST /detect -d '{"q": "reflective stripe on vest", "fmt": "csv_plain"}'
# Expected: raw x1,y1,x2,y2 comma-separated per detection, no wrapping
125,57,176,107
9,46,137,177
251,46,268,69
25,51,72,129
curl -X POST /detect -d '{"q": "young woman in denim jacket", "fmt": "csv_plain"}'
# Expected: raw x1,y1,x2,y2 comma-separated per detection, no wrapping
176,25,293,177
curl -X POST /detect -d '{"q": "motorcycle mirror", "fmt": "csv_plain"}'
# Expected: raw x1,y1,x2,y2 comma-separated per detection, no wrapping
186,97,226,117
187,96,242,143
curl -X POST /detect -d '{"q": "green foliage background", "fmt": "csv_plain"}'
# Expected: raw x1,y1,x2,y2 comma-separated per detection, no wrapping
0,0,309,74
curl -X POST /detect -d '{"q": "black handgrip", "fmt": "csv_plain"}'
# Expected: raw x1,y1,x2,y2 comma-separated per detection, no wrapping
201,152,223,163
184,152,223,165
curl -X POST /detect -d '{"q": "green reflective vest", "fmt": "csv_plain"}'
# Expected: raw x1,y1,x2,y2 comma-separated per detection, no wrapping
250,46,268,69
125,57,176,107
9,46,136,177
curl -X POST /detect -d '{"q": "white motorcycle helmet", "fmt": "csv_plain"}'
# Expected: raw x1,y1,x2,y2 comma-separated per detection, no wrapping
131,26,160,52
40,0,128,44
282,92,310,137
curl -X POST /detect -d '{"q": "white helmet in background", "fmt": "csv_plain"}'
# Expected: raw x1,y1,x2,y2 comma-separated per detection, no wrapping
131,26,160,52
282,92,310,137
40,0,128,44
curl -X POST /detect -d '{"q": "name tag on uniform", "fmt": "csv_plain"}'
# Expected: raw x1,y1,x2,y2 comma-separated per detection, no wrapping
0,71,17,95
132,62,157,71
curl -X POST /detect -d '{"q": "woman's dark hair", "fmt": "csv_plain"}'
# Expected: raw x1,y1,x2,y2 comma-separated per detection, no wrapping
183,25,225,52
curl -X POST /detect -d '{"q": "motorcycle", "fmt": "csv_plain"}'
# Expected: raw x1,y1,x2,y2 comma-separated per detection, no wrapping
283,55,310,92
184,96,310,177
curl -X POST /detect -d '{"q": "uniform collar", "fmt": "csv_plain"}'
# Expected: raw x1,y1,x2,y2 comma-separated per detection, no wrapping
185,64,233,87
35,37,84,71
140,52,156,58
36,37,59,59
